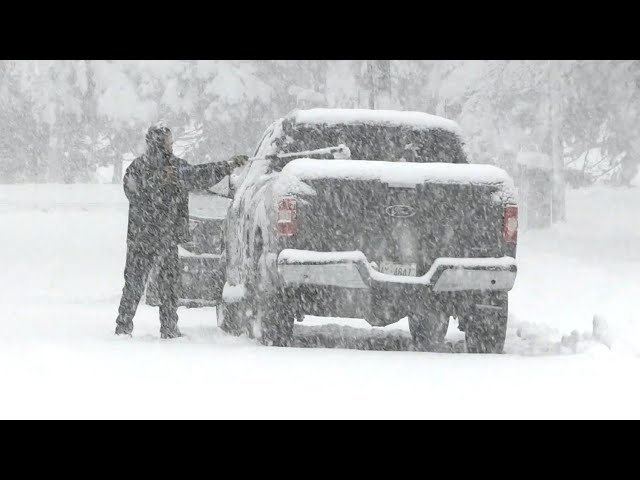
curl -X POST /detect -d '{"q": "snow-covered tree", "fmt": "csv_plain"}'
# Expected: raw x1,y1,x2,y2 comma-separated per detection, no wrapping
1,59,637,190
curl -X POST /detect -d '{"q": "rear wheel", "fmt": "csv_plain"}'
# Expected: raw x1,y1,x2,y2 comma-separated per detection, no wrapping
246,234,295,347
463,292,508,354
249,291,295,347
408,310,450,351
216,301,247,336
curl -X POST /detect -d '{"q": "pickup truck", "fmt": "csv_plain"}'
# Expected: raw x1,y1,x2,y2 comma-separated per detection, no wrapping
152,108,519,353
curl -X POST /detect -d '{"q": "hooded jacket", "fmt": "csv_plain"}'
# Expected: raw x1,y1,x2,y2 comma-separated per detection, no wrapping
123,146,232,249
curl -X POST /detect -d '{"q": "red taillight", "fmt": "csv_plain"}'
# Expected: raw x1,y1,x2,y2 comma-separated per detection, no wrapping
276,197,296,237
502,205,518,243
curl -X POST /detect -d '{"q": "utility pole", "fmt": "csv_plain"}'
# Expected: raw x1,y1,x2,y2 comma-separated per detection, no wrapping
366,60,391,109
367,60,376,109
549,60,566,222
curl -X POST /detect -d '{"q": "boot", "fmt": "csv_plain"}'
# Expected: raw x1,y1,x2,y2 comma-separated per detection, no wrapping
115,317,133,336
160,325,183,339
159,304,181,339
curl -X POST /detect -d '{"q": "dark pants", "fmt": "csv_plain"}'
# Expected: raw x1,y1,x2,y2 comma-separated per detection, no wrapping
116,242,180,335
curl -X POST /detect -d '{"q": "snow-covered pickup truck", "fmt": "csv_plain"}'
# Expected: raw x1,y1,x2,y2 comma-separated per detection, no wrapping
214,108,519,353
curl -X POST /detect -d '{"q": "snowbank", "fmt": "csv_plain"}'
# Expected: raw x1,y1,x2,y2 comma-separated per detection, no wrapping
0,183,639,418
510,185,640,355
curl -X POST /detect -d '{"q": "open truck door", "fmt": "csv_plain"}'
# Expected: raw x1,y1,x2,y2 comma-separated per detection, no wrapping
145,185,231,309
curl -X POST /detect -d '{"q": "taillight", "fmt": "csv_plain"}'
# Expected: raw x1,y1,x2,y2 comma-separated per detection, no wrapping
502,205,518,243
276,197,296,237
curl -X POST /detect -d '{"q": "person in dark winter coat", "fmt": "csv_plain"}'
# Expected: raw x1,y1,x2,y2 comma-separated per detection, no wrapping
115,125,248,338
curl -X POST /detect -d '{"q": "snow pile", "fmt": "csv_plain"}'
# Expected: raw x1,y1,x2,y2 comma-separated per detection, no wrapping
561,315,640,356
293,108,463,135
1,183,639,418
505,317,611,356
504,314,640,358
510,185,640,357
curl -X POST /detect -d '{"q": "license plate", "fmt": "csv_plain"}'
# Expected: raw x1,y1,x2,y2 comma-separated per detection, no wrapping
379,262,418,277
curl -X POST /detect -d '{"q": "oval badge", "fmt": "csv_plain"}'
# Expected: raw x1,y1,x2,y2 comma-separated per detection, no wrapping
385,204,416,218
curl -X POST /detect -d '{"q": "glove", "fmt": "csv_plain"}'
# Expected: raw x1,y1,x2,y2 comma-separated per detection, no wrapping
227,154,249,170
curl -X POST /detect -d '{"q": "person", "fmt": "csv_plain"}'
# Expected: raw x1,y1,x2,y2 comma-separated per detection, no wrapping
115,125,248,338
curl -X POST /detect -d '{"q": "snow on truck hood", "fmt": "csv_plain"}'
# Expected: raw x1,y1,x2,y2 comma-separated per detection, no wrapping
293,108,463,136
280,158,515,189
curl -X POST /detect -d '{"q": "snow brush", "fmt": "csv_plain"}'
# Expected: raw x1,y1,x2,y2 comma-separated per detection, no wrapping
247,144,351,163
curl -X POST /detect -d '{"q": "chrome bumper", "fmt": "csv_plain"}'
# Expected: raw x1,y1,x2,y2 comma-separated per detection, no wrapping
276,249,517,292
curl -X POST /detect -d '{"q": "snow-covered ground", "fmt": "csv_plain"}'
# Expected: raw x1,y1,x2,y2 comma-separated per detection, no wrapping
0,183,639,419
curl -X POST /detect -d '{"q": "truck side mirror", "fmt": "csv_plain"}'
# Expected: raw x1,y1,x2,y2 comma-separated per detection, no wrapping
209,175,234,199
227,175,236,198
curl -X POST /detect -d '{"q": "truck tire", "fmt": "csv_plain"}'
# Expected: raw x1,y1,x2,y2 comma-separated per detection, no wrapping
464,293,508,354
245,233,294,346
249,291,295,347
217,301,247,336
408,310,449,351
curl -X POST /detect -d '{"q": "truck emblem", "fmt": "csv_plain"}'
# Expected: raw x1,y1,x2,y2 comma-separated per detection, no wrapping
385,205,416,218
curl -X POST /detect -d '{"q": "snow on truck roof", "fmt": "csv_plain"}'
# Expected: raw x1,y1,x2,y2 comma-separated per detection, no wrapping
290,108,463,136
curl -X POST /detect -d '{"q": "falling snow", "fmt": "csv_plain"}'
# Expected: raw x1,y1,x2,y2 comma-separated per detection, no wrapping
1,60,639,419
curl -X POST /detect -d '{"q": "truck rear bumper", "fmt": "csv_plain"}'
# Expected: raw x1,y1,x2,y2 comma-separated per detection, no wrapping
276,249,517,292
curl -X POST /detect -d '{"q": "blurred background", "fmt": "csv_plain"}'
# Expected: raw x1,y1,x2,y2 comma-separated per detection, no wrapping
1,60,638,229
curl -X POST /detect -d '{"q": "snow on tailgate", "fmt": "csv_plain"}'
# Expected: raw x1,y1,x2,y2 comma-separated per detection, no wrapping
280,159,515,191
293,108,462,135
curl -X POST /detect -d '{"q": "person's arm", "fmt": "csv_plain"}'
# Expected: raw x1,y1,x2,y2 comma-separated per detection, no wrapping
177,155,249,191
123,160,140,201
